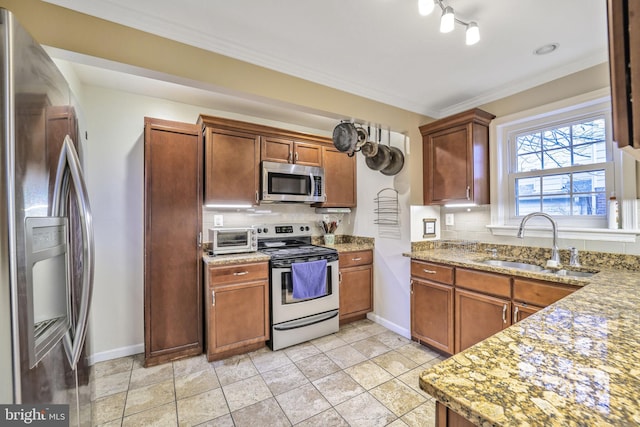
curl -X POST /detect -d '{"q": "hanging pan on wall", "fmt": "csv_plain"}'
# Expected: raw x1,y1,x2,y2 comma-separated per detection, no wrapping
381,129,404,176
361,125,379,158
365,127,391,170
332,120,357,154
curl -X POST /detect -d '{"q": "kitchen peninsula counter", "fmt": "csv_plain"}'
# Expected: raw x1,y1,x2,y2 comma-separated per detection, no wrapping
405,247,640,426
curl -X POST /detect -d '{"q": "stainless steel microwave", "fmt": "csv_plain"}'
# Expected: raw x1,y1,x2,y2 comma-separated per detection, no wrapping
261,161,326,203
209,227,257,255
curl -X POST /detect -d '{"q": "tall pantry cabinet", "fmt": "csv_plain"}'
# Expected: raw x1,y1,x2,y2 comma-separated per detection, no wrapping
143,117,203,367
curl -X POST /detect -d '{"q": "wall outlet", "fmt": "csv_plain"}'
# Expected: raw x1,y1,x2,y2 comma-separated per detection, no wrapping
445,213,455,226
214,215,223,227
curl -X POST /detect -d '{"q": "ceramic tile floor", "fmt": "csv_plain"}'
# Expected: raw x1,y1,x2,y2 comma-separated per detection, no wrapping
90,319,447,426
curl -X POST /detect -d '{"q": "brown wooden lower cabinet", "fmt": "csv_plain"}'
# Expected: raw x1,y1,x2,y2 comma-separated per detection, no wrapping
436,402,476,427
411,278,454,354
339,250,373,324
513,302,541,322
204,261,269,361
455,288,511,353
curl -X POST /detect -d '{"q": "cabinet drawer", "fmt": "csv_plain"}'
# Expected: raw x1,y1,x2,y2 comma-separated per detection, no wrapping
513,278,577,307
209,262,268,285
455,268,511,298
339,250,373,268
411,260,454,285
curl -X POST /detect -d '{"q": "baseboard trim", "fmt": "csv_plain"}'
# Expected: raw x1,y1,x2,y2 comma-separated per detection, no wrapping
87,343,144,366
366,313,410,339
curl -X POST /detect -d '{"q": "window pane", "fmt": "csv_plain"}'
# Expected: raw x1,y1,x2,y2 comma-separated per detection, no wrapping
516,133,541,154
517,153,542,172
573,119,605,145
543,148,571,169
516,197,541,216
542,174,570,195
542,194,571,215
572,194,602,215
572,170,605,193
542,127,571,150
516,177,540,196
573,141,607,165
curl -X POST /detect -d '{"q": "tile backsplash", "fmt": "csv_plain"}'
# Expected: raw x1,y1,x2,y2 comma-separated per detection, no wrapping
202,204,353,241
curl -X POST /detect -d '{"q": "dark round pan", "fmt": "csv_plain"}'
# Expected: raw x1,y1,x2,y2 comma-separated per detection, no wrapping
381,146,405,175
366,144,391,170
332,121,357,153
355,126,368,148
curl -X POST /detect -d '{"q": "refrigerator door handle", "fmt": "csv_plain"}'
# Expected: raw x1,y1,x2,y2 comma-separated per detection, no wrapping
52,135,95,369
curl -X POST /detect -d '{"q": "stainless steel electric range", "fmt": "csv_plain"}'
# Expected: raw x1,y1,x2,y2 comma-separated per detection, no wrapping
256,223,339,351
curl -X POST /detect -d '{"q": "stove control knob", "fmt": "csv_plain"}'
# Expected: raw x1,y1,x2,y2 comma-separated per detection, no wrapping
300,226,304,231
304,226,310,231
263,227,269,234
256,228,262,233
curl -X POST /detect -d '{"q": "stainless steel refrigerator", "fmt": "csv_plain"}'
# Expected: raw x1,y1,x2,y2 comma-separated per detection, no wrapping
0,8,94,425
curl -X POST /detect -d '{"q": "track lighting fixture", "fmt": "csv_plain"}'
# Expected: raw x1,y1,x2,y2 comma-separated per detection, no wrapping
418,0,480,45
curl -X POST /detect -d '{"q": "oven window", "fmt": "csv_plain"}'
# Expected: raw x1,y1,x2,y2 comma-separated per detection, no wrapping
281,265,333,304
217,231,248,247
269,172,311,196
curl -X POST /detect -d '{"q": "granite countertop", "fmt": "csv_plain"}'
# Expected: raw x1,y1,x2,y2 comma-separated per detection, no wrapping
406,247,640,426
203,235,374,266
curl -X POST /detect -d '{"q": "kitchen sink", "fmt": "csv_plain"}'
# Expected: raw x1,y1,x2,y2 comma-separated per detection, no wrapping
480,259,545,272
541,269,596,278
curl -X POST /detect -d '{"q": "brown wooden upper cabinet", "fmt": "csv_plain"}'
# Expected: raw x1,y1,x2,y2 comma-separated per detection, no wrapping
262,136,323,167
419,108,495,206
319,145,357,208
199,115,356,208
607,0,640,151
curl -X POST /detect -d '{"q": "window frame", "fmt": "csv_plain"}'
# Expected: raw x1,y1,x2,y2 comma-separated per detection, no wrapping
507,111,614,228
489,89,636,237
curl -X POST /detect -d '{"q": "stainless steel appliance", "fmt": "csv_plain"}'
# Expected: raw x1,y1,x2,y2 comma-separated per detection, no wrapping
0,8,94,425
209,226,257,255
261,161,326,203
257,223,339,350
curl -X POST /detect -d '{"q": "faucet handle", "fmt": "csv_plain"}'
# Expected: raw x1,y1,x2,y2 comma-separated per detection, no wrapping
568,247,581,267
485,248,497,258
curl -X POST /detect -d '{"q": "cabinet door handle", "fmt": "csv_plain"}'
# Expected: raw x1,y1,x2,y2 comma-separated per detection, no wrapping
211,290,215,306
294,152,299,162
352,257,362,261
466,186,471,200
255,191,259,204
288,151,293,163
502,304,507,324
422,269,437,274
233,271,249,276
513,306,520,322
197,232,202,248
339,272,342,284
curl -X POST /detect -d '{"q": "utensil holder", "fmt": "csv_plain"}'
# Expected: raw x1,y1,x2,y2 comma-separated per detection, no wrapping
323,234,335,245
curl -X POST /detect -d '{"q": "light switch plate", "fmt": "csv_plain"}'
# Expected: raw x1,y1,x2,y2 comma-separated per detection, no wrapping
445,213,455,226
214,215,223,227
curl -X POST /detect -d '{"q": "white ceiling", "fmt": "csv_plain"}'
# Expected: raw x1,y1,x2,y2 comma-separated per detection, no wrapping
44,0,609,120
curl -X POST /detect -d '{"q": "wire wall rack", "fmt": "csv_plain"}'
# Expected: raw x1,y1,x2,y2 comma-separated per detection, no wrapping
374,188,399,225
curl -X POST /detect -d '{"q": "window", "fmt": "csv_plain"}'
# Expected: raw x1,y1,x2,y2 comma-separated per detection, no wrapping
490,90,631,232
509,116,612,222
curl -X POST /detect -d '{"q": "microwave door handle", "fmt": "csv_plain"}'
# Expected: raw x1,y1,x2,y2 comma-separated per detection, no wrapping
309,173,314,196
53,135,95,370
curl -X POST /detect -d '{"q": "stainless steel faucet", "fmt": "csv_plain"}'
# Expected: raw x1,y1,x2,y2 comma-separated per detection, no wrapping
517,212,560,264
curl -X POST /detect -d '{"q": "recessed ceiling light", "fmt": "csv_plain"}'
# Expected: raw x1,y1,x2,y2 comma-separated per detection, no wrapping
534,43,560,55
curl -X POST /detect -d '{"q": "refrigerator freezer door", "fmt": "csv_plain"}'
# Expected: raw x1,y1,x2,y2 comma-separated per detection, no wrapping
52,136,94,370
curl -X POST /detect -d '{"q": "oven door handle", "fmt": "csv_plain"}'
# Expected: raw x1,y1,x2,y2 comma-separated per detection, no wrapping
273,310,338,331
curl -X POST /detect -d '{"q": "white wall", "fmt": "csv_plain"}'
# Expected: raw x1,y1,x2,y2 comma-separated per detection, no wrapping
80,82,420,363
351,133,414,337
